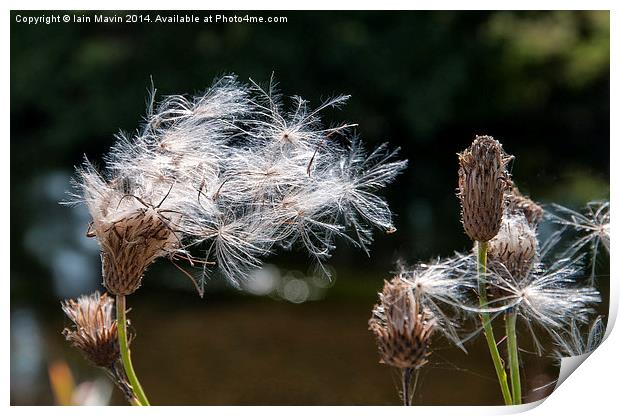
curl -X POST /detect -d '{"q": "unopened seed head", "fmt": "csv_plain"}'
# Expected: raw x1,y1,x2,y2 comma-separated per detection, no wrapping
369,277,435,369
458,135,513,242
61,292,123,368
488,214,538,280
506,187,544,226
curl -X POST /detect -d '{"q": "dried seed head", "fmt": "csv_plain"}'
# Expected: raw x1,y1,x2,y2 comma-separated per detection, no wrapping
506,187,544,226
61,292,123,368
98,208,179,295
458,135,513,242
78,168,182,296
369,278,436,369
488,214,538,279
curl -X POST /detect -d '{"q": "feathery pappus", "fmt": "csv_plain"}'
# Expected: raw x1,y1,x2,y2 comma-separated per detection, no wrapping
67,75,407,294
550,315,605,360
546,201,610,280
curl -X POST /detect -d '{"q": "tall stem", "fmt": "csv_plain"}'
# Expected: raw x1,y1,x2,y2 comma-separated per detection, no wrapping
116,295,150,406
477,241,513,405
506,310,522,404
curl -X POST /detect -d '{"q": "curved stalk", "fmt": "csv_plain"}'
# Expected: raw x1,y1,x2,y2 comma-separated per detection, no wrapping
506,310,522,404
116,295,150,406
477,241,513,405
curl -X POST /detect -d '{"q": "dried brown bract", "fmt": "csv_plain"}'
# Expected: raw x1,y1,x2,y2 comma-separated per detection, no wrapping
506,187,544,226
62,292,123,368
458,135,513,242
369,278,435,369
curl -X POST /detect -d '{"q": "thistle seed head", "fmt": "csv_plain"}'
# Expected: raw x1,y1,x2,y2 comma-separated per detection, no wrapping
67,76,406,292
61,292,124,368
369,278,436,369
77,168,182,295
457,135,513,242
506,187,544,226
488,214,538,280
99,208,179,295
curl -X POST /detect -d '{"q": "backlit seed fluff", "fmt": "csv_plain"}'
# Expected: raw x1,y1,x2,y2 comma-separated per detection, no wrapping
458,135,513,242
68,75,406,292
61,292,124,368
369,278,436,369
506,187,544,226
488,214,538,279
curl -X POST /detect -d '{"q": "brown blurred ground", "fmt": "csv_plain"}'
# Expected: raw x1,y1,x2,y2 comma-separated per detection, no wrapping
31,289,565,405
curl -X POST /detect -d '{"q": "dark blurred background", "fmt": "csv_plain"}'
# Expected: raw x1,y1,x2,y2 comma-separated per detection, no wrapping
11,10,609,405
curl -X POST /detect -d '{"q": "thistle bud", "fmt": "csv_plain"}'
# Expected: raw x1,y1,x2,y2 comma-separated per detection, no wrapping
458,135,513,242
61,292,123,368
369,278,435,370
506,187,544,226
488,214,538,279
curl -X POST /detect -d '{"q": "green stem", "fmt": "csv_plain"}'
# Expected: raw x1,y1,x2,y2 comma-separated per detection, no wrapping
477,241,513,406
506,310,522,404
116,295,150,406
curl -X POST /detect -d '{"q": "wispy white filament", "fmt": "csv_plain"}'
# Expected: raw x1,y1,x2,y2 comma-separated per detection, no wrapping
545,201,610,280
550,315,605,359
397,256,477,349
69,75,406,291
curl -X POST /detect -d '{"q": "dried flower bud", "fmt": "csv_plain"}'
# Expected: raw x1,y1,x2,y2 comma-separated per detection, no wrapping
506,187,544,226
369,278,435,369
458,135,513,242
488,214,538,279
62,292,123,368
62,292,137,402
